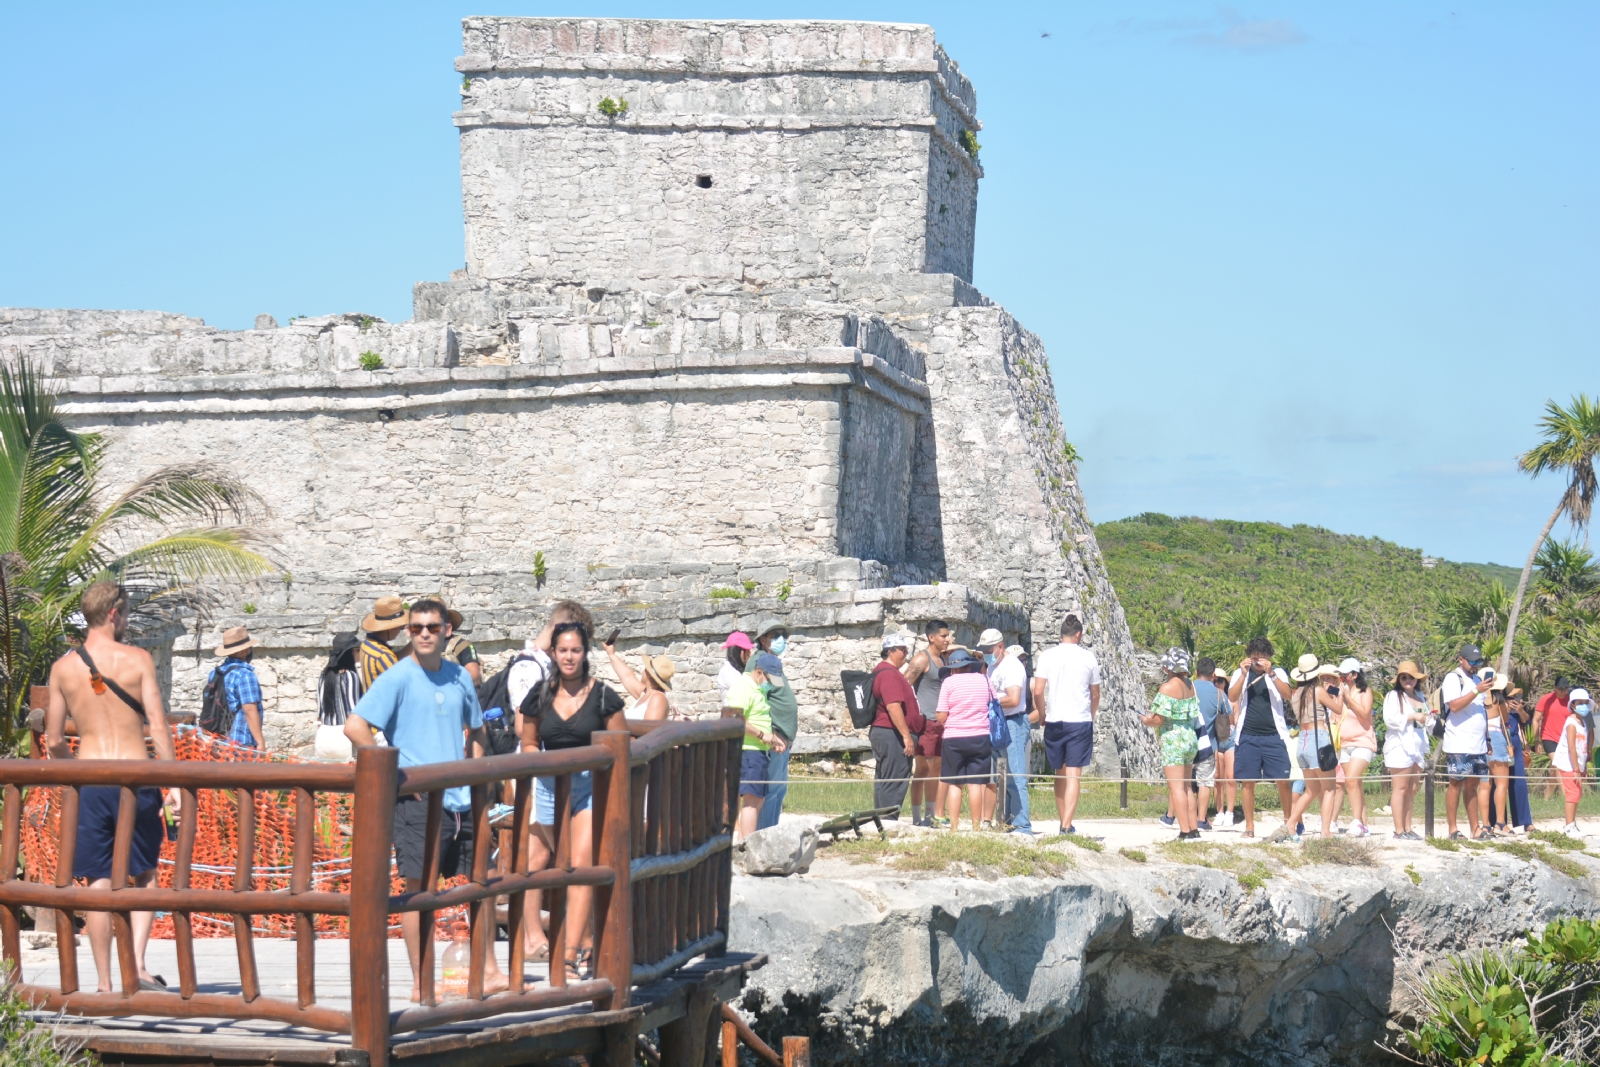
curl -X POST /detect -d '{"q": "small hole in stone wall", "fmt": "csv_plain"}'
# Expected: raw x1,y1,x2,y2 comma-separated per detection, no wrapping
377,409,396,422
586,287,605,303
695,175,713,189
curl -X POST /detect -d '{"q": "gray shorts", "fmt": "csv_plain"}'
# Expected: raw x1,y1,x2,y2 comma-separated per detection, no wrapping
1194,753,1216,787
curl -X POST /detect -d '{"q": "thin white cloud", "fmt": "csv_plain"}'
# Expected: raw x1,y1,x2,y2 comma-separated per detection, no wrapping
1108,7,1310,53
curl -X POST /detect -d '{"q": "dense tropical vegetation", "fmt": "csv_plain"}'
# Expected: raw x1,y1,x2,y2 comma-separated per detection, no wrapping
0,359,272,756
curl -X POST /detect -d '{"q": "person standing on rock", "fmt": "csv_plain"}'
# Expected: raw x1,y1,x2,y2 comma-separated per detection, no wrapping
1189,656,1229,832
1227,638,1294,839
1333,658,1376,838
1281,658,1342,843
980,630,1032,835
1440,644,1493,840
750,619,797,830
1143,647,1200,840
868,633,923,819
936,649,995,832
1031,614,1100,836
1534,677,1574,800
906,619,954,827
1381,662,1429,840
1211,668,1238,828
727,652,788,839
1552,688,1590,835
1502,685,1535,834
719,632,753,704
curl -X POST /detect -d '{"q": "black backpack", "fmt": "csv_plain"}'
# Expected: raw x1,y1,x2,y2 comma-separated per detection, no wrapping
318,632,362,727
477,653,538,754
200,661,245,736
841,669,877,729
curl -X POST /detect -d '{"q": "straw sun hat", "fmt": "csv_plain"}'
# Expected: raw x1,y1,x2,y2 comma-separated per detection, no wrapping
214,626,259,657
361,595,409,633
642,655,675,691
1393,660,1429,682
1289,654,1340,682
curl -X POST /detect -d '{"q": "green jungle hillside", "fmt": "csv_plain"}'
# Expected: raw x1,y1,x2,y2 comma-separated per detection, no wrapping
1096,513,1501,677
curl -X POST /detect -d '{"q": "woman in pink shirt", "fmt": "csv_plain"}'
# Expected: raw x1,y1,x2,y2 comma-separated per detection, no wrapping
1334,659,1377,837
936,649,994,832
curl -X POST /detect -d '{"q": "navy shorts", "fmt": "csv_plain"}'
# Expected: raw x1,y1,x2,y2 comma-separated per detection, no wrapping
1044,721,1093,770
76,786,165,883
393,794,475,882
941,735,993,785
1233,733,1291,782
740,749,770,798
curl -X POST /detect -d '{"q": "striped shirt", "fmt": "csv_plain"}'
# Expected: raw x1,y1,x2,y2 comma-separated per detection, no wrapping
356,638,400,692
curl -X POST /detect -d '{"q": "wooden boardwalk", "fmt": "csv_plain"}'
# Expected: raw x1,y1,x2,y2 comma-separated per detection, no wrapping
2,719,762,1066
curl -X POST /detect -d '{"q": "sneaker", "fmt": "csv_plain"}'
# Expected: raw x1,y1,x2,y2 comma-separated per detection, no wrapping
912,815,927,828
1351,822,1370,838
1232,805,1246,823
1290,834,1303,845
980,820,994,831
1160,814,1177,827
1178,829,1200,841
931,817,951,829
1296,822,1305,836
1564,822,1581,836
1450,831,1467,840
1196,820,1213,832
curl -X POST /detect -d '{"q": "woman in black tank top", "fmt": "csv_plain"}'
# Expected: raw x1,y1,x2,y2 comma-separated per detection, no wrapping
526,622,625,980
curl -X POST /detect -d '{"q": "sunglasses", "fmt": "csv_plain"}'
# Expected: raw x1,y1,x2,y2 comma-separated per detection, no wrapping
408,622,444,635
1466,659,1485,668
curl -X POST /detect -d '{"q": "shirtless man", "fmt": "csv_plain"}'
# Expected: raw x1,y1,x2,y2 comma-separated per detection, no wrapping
44,581,180,993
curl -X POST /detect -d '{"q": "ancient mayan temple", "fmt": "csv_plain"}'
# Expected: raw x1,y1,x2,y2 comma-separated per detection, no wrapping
1,19,1156,771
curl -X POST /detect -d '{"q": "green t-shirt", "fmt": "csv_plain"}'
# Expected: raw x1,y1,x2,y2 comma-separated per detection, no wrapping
747,661,798,742
727,674,774,752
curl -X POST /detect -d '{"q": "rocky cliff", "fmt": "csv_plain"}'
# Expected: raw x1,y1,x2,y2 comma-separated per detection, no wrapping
727,841,1600,1066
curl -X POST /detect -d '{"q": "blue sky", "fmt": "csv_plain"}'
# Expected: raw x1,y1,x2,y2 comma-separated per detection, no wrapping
2,2,1595,568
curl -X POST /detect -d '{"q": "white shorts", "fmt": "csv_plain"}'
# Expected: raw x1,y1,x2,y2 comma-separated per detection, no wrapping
1338,745,1376,766
1383,744,1423,770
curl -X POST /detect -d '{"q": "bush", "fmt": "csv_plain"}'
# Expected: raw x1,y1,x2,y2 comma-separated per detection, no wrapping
1,963,95,1067
1395,917,1600,1066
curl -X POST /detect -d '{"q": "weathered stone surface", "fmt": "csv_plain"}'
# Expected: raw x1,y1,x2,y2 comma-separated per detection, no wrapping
735,820,821,877
729,848,1600,1066
2,19,1155,771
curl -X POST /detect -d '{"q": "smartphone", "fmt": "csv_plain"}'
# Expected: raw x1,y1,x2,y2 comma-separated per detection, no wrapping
1327,685,1340,696
1482,668,1496,680
606,628,620,646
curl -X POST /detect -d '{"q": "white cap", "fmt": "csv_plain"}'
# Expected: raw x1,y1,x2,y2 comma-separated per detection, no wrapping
977,628,1004,649
1571,687,1592,705
1006,644,1025,658
881,632,913,653
1338,657,1362,675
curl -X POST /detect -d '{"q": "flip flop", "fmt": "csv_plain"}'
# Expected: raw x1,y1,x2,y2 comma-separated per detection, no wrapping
525,943,550,962
138,975,168,992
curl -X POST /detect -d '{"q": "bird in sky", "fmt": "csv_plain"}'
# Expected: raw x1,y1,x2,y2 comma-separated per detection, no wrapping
1041,31,1051,37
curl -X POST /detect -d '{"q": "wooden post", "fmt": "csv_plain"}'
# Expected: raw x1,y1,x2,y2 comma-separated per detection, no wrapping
1120,763,1129,810
292,786,315,1008
0,784,21,967
53,785,81,995
234,787,260,1002
1424,770,1435,839
590,731,633,1012
350,746,399,1067
783,1036,813,1067
173,786,198,999
720,1019,738,1067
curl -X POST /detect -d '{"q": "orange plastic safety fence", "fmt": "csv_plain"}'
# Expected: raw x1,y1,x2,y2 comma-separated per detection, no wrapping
19,727,468,938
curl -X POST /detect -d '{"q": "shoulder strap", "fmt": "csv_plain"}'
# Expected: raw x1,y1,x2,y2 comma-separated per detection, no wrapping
73,646,148,722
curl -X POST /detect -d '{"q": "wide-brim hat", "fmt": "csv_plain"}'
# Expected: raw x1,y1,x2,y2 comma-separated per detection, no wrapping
214,625,259,657
1288,653,1319,682
1490,674,1512,692
754,617,787,640
1393,660,1428,682
417,594,464,629
939,648,980,677
643,655,675,691
1317,662,1340,679
362,595,409,632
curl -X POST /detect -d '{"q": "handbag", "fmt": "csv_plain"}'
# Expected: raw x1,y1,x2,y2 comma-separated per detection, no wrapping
1315,694,1338,772
987,695,1009,749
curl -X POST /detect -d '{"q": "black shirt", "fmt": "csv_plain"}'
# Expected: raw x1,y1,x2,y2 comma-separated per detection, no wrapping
536,680,625,750
1242,671,1280,736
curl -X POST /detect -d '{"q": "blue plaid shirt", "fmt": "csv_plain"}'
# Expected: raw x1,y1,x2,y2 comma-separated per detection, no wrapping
211,660,263,747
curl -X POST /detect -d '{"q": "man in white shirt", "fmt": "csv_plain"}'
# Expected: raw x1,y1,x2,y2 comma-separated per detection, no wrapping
980,629,1031,834
1440,643,1493,839
1030,614,1101,835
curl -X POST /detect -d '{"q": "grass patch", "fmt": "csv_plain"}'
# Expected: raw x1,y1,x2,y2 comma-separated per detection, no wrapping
1529,829,1586,851
709,587,746,600
824,832,1072,879
1159,840,1282,892
1060,834,1104,852
1428,837,1460,852
1405,864,1422,885
1119,848,1147,863
1300,837,1381,868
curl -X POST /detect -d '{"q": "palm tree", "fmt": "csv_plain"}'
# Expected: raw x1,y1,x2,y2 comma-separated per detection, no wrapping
0,358,273,754
1500,395,1600,678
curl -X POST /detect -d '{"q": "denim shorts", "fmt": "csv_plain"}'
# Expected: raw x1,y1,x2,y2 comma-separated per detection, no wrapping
1446,751,1489,780
1296,729,1332,771
1487,729,1510,764
535,770,593,825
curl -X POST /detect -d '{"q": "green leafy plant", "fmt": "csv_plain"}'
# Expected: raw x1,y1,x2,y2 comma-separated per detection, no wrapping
0,360,273,755
532,550,547,586
242,602,256,615
461,76,472,92
742,578,757,595
777,579,793,602
597,96,629,118
1406,864,1423,885
957,128,980,159
710,587,746,600
358,352,384,371
357,315,375,332
1060,440,1081,464
1,963,95,1066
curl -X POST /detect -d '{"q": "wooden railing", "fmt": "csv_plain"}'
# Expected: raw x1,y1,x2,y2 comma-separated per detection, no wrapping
0,716,746,1067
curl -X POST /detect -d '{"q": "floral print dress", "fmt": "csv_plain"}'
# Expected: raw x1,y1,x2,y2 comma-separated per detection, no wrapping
1150,692,1200,767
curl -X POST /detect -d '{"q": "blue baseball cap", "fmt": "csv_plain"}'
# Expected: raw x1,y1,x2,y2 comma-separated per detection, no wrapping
752,652,785,677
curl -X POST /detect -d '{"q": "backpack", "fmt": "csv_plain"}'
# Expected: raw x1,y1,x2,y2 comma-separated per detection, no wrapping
200,661,244,736
841,669,876,729
477,653,540,756
318,633,363,727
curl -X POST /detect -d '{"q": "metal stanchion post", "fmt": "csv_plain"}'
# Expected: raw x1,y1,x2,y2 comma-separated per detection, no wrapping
1120,763,1129,810
1424,769,1435,839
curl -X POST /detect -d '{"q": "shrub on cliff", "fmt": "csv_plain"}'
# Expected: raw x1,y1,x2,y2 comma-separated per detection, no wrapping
0,963,95,1067
1394,917,1600,1066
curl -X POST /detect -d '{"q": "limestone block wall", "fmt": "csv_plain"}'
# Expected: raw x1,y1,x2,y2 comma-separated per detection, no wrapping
454,18,981,287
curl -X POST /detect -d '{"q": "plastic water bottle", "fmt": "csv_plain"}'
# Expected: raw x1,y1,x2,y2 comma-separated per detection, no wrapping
440,920,471,1000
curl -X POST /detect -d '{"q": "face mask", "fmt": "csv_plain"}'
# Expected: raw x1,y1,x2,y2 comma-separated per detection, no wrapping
759,681,774,695
983,652,997,666
769,636,787,656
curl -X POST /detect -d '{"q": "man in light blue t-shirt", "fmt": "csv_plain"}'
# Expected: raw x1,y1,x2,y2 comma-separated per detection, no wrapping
344,597,504,1000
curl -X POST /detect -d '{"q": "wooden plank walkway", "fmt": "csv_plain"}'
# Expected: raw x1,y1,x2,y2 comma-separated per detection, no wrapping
25,938,764,1066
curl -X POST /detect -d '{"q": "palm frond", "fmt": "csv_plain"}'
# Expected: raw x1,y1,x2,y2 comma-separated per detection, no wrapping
108,530,276,586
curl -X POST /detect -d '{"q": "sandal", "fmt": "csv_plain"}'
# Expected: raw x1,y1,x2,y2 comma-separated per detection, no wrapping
564,947,593,981
525,942,550,962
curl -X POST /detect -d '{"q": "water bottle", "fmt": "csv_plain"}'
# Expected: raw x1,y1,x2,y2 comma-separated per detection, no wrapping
440,920,471,1000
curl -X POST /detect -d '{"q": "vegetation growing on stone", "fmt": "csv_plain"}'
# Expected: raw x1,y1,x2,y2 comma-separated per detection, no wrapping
825,833,1072,879
1,963,96,1067
597,96,629,118
956,128,980,158
358,351,384,371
